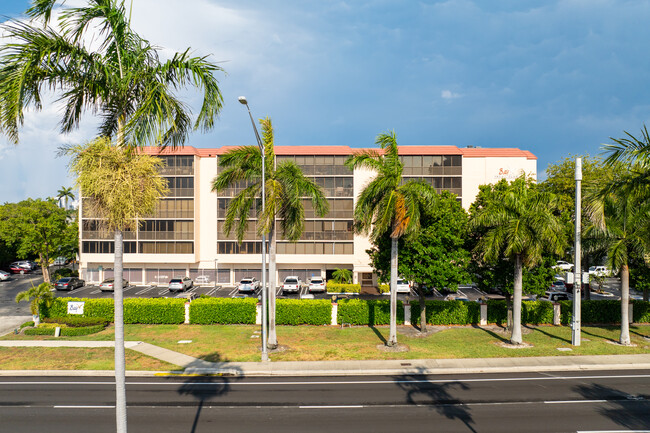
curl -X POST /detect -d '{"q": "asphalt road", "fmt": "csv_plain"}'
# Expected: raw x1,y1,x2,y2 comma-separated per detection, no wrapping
1,370,649,432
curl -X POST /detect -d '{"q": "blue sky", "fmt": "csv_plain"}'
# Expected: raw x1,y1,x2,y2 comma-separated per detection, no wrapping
2,0,650,203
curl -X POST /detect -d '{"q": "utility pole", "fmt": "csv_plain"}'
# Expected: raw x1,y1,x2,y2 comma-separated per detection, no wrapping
572,157,582,346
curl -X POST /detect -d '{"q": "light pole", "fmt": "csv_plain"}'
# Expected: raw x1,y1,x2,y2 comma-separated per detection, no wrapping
572,157,582,346
238,96,269,362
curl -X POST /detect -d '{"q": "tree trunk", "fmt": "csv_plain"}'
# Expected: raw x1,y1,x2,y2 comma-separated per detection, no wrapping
419,286,426,333
113,229,128,433
510,254,523,345
39,253,50,283
620,264,631,345
643,288,648,302
388,236,398,346
267,221,277,349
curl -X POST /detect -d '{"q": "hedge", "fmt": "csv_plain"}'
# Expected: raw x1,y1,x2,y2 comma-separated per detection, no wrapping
337,299,404,325
41,298,185,324
326,281,361,293
277,299,331,325
24,324,106,336
410,300,480,325
190,298,257,324
43,316,109,327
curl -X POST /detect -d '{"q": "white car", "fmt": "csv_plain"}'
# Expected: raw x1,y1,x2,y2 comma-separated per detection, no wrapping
238,277,260,293
544,291,570,302
553,261,574,271
396,278,411,293
589,266,611,277
0,270,10,281
308,277,326,293
169,276,193,292
281,276,301,294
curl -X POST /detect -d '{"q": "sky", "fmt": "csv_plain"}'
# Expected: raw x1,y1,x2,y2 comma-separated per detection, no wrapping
1,0,650,204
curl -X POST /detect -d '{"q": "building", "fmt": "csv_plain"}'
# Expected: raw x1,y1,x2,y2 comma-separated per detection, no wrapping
78,145,536,286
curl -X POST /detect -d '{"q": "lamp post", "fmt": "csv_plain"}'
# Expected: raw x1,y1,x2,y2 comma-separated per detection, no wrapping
572,157,582,346
238,96,269,362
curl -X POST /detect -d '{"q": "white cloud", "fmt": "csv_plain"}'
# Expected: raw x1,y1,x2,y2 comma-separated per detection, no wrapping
441,89,461,100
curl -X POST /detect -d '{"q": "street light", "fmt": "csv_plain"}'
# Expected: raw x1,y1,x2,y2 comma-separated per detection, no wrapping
238,96,269,362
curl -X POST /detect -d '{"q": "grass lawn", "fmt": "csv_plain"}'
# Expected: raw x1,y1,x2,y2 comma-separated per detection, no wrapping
1,323,649,369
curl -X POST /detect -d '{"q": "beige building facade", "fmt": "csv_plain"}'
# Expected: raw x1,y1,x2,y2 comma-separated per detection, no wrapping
78,145,536,286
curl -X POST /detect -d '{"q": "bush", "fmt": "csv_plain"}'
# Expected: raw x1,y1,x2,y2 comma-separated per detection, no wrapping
43,316,109,327
410,300,480,325
581,300,621,324
41,297,185,324
522,301,555,325
486,300,508,325
190,298,257,324
378,284,390,294
337,299,404,325
276,299,331,325
633,300,650,323
42,298,114,320
24,324,105,336
326,281,361,294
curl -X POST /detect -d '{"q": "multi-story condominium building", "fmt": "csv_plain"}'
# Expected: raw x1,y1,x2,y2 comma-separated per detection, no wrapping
78,145,536,286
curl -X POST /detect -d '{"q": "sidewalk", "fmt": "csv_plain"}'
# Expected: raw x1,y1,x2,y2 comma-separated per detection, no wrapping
2,339,650,377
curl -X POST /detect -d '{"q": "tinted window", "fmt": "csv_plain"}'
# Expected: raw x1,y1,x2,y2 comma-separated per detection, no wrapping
285,279,298,284
170,279,182,283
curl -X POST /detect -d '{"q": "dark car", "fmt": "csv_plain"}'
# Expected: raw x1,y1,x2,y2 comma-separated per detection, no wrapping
55,277,85,291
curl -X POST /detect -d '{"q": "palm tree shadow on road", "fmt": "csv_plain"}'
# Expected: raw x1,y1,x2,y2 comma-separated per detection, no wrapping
574,383,650,429
393,368,477,433
173,353,243,433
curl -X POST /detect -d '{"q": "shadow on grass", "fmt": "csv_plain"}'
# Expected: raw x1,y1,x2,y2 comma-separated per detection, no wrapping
527,326,571,344
581,326,619,343
174,352,243,433
630,326,650,339
574,382,650,429
471,324,509,344
370,326,387,344
393,367,477,433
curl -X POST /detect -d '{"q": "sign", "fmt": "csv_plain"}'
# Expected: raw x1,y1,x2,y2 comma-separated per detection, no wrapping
67,301,85,315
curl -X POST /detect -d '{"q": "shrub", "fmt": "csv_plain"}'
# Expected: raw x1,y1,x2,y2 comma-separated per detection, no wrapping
24,324,105,336
276,299,331,325
378,284,390,294
326,281,361,294
337,299,404,325
633,300,650,323
486,300,508,325
410,300,480,325
42,298,114,320
581,300,621,324
123,298,185,324
522,301,555,325
190,298,257,324
43,316,109,327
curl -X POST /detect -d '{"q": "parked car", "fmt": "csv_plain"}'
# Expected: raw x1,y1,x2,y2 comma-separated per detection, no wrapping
0,270,10,281
550,280,567,292
308,277,326,293
589,266,611,277
9,264,29,274
11,261,34,271
55,277,85,291
553,260,574,271
396,278,411,293
544,291,570,301
281,276,301,294
237,277,260,293
168,276,193,292
99,278,129,292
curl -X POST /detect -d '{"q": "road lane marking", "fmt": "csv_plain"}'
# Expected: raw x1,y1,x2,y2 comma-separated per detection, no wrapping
299,405,364,409
54,405,115,409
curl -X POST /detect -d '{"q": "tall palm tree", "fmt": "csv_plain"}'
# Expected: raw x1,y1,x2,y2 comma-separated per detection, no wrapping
469,176,566,345
345,131,437,347
586,170,650,345
56,186,75,209
0,2,223,431
212,117,328,349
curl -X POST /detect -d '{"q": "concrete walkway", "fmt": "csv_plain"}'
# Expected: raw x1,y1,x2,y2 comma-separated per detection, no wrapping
2,339,650,377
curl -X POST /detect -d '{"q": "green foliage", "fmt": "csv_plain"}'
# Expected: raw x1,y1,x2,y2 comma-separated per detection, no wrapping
276,299,331,325
16,282,55,315
377,284,390,294
581,300,622,324
24,324,106,336
332,268,353,284
52,268,78,280
633,300,650,323
337,299,404,326
190,298,257,324
369,190,472,292
43,316,109,327
42,298,114,320
123,298,185,324
326,281,361,293
410,301,480,325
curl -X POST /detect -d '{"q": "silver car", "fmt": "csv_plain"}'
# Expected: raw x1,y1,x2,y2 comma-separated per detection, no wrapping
169,276,193,292
308,277,326,293
238,277,260,293
99,278,129,292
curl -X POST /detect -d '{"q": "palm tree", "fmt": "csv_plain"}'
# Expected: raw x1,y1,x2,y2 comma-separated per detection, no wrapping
345,131,437,347
56,186,75,210
15,281,55,326
332,268,353,284
0,2,223,431
212,117,328,349
585,170,650,345
469,176,566,345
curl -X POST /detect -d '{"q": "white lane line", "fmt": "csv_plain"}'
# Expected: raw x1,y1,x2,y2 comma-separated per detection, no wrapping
543,399,608,404
205,288,217,296
135,287,155,295
89,289,101,294
54,405,115,409
577,431,650,433
299,405,363,409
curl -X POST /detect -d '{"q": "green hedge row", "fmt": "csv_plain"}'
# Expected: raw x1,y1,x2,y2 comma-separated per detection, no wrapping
42,298,185,324
326,281,361,293
410,301,480,325
277,299,331,325
190,298,257,324
24,324,106,336
337,299,404,325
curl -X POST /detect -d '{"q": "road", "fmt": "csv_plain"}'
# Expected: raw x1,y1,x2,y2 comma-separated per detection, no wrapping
1,370,649,432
